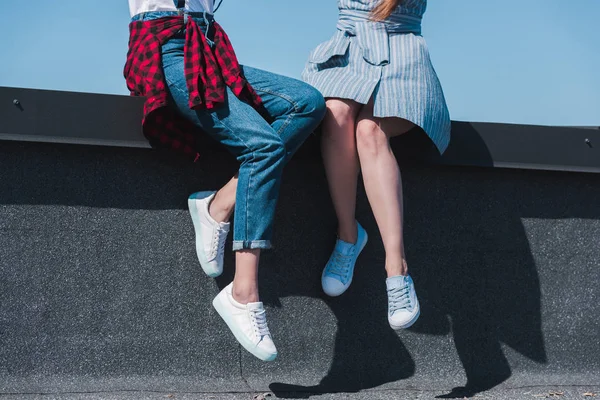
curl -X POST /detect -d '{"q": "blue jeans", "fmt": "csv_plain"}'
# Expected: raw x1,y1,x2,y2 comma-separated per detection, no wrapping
158,16,326,250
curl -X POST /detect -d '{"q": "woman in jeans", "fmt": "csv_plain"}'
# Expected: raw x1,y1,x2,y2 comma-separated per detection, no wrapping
125,0,325,361
303,0,451,329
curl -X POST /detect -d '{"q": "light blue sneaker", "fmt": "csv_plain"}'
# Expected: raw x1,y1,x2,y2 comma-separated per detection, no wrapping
386,275,420,329
321,222,368,297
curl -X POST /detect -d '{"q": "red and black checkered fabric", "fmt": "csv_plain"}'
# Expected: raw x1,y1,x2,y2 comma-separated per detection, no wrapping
124,16,269,160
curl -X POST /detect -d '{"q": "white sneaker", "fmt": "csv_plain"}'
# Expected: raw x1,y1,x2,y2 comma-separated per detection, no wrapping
321,222,368,297
188,191,230,278
387,275,420,330
212,283,277,362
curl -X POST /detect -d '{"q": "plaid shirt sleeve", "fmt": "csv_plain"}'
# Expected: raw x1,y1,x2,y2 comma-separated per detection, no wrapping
124,16,271,161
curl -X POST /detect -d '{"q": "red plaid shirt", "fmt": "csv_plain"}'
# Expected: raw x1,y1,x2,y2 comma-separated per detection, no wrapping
124,15,269,161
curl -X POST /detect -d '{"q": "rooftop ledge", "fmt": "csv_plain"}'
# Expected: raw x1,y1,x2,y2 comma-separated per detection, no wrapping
1,86,599,173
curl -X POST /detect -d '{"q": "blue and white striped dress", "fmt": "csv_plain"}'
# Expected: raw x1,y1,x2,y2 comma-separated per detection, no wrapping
302,0,450,153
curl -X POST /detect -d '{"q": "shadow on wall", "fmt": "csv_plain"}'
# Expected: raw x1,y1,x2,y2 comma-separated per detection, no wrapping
264,125,548,398
2,123,582,398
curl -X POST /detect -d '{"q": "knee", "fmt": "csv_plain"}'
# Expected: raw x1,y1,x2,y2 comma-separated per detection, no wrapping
256,137,286,168
299,85,326,121
356,119,389,156
326,100,354,125
322,100,357,141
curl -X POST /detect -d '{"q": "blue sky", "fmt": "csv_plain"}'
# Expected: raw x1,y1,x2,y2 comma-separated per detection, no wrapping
0,0,598,125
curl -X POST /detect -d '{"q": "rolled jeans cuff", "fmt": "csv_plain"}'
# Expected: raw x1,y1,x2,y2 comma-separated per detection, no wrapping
232,240,273,251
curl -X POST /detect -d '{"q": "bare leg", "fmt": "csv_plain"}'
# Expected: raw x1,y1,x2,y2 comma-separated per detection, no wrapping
209,174,238,224
209,178,260,304
355,99,415,277
321,99,363,243
232,249,260,304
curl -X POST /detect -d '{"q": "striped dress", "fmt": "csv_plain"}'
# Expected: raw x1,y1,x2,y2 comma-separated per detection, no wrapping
302,0,451,153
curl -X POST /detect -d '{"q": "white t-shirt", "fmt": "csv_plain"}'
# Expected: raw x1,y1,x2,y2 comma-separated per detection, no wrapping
129,0,214,17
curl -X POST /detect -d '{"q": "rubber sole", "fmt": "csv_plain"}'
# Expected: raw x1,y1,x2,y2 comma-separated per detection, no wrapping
389,302,421,330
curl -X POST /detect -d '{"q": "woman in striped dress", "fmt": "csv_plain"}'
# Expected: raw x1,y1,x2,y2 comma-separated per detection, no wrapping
303,0,450,329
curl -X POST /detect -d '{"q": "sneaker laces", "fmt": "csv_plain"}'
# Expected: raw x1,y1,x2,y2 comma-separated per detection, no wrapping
210,225,228,260
388,285,412,315
250,308,271,339
326,251,354,282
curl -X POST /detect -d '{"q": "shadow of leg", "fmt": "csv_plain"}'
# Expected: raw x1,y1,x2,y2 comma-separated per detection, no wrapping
436,316,511,398
270,276,415,397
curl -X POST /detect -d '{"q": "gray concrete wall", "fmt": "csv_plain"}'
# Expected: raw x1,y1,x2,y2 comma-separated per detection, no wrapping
0,140,599,398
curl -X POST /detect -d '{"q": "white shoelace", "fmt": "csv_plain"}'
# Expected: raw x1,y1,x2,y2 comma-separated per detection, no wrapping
326,251,354,283
388,285,412,315
209,226,228,260
250,308,271,339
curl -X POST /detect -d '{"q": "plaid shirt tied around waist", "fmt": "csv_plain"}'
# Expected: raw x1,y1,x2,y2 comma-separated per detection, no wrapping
124,15,270,160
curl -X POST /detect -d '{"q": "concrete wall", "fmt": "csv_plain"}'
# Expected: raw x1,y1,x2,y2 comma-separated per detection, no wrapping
1,139,598,398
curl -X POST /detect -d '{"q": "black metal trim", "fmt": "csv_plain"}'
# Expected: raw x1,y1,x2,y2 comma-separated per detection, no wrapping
1,86,598,173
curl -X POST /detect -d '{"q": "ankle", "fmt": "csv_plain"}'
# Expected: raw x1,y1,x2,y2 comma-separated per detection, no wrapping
232,283,259,305
386,259,408,277
337,221,358,244
209,193,234,223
